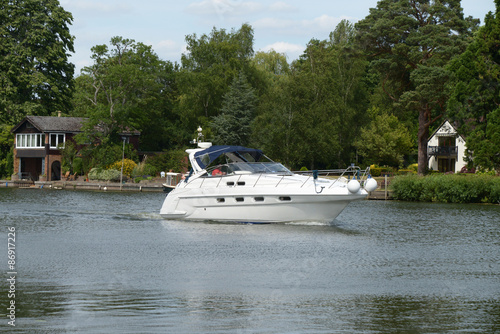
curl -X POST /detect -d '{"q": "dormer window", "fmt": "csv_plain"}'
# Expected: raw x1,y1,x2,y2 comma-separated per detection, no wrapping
50,133,65,148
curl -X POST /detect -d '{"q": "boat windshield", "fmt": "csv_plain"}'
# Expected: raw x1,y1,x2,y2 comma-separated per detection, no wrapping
206,162,293,176
229,162,292,174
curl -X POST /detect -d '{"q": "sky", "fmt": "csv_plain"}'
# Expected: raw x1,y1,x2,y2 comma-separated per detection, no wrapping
60,0,497,74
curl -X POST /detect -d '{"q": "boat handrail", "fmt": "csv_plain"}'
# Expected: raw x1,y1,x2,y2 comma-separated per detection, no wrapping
293,166,371,189
186,166,371,189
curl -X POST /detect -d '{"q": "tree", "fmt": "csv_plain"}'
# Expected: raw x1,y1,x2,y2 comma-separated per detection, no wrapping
447,1,500,171
255,20,368,170
0,124,14,178
72,37,179,152
356,0,478,174
0,0,75,124
251,50,295,165
211,71,257,146
177,24,255,127
354,109,413,166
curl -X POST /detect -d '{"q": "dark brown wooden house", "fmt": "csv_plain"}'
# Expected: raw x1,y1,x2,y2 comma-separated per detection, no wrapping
11,116,86,181
11,115,141,181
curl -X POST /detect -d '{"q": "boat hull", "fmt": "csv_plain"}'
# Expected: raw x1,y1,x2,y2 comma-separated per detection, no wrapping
160,187,367,223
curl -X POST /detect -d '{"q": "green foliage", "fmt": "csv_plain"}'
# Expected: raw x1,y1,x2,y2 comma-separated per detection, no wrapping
356,0,478,174
0,0,75,124
397,169,417,175
73,37,180,151
253,20,369,169
0,124,14,178
447,3,500,172
370,166,394,177
147,150,188,174
88,168,121,182
108,159,137,177
60,141,78,174
355,110,413,167
391,174,500,203
73,157,84,176
178,24,256,126
77,142,137,175
212,72,257,146
132,163,158,178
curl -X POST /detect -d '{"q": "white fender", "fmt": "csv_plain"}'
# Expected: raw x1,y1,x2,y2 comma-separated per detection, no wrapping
347,179,360,193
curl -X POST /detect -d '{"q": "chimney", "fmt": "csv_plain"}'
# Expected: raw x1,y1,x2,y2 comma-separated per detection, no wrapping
57,111,61,117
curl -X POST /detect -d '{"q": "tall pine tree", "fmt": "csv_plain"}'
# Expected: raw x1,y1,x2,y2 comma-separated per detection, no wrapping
356,0,478,174
447,0,500,171
211,72,257,146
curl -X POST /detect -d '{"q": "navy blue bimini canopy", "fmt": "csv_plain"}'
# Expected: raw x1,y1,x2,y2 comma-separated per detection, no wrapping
194,145,264,169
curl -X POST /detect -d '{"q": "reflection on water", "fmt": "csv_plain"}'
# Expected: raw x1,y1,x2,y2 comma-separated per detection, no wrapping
0,188,499,333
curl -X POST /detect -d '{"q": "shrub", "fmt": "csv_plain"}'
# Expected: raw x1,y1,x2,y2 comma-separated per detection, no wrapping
397,169,416,175
132,163,158,178
147,150,188,173
408,163,418,172
108,159,137,177
370,166,394,177
391,174,499,203
73,157,84,175
371,168,382,177
390,175,423,201
490,178,500,203
88,167,102,180
88,167,121,182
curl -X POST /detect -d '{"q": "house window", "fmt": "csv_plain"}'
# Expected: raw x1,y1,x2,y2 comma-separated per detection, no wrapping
16,134,44,148
438,136,455,147
50,133,65,148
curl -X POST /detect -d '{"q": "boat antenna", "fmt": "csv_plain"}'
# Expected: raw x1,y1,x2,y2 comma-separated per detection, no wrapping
197,126,204,143
190,126,205,145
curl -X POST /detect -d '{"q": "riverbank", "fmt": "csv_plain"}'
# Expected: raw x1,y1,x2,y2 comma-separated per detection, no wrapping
0,178,393,199
0,179,164,192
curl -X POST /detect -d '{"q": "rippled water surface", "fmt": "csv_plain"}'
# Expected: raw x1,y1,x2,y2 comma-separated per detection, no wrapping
1,188,499,333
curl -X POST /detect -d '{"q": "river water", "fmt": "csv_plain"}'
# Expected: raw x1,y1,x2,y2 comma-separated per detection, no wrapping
1,188,499,333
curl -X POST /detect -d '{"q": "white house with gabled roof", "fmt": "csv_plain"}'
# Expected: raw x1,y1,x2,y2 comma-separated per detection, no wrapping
427,120,467,173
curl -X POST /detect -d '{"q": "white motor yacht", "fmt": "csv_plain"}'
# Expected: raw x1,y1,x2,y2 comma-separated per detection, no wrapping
160,140,377,223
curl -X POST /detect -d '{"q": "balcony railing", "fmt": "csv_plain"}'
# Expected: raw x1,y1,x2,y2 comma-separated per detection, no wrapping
428,146,458,156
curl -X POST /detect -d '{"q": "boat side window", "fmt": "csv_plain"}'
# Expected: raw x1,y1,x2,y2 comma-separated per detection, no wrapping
207,164,232,177
279,196,291,201
216,198,225,203
254,197,264,202
235,197,244,202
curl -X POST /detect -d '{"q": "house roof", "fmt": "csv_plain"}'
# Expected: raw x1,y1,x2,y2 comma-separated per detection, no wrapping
11,116,87,133
428,120,466,142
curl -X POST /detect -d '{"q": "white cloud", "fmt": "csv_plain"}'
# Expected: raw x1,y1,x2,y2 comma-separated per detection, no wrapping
255,14,355,37
268,1,298,13
304,14,340,30
185,0,264,18
154,40,183,56
261,41,304,55
253,17,294,30
62,1,131,15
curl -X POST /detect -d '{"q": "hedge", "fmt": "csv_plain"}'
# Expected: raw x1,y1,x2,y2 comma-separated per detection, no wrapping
391,174,500,204
88,168,121,182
